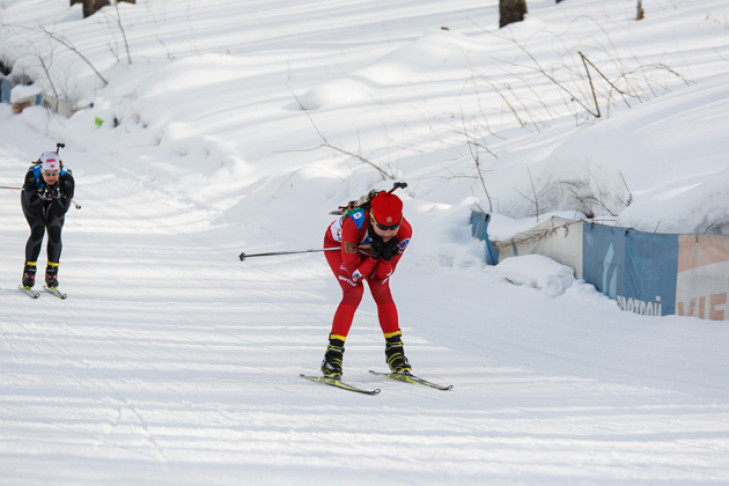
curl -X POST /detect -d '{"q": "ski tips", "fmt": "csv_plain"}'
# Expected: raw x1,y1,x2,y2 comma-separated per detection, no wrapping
300,374,381,395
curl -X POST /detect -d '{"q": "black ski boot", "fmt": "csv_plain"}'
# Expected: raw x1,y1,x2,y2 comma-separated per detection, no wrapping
321,334,345,379
385,331,412,374
45,263,59,289
22,262,37,288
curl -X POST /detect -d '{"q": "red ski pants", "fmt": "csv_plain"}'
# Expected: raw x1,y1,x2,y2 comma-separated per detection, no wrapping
325,248,399,338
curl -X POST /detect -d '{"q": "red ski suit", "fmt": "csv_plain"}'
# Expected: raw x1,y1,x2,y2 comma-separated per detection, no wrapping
324,208,412,338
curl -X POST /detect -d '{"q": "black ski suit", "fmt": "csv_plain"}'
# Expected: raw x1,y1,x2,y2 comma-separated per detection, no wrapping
21,166,75,264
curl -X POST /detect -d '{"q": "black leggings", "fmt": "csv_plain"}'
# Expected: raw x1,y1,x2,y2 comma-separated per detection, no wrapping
22,200,66,264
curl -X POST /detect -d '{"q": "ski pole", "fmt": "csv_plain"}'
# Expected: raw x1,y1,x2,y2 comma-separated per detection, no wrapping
3,143,80,209
0,185,81,209
239,247,340,262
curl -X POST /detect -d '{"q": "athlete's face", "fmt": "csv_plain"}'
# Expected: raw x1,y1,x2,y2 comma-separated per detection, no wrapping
371,221,400,242
41,170,60,185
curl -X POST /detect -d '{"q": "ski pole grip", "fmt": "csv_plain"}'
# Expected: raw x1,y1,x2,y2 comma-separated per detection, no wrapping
389,181,407,193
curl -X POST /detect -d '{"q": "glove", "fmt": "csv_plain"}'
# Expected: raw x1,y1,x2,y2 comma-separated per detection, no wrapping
41,185,61,200
41,186,53,201
370,235,384,259
381,238,400,261
351,256,378,285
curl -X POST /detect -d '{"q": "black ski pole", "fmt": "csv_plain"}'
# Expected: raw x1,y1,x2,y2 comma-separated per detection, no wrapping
1,185,80,210
239,247,340,262
388,181,407,193
0,187,81,209
1,166,81,210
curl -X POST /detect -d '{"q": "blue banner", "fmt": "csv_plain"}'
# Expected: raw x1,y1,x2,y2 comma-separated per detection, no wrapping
582,224,678,316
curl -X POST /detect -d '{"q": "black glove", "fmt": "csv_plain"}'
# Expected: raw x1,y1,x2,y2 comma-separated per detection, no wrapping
41,186,55,201
50,185,61,199
370,234,384,259
381,238,400,261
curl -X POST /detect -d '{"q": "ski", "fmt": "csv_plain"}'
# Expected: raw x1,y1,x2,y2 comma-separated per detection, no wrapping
369,370,453,391
18,285,40,299
300,374,381,395
43,286,68,300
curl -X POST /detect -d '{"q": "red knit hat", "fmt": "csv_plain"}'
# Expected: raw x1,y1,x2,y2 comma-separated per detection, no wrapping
370,192,403,226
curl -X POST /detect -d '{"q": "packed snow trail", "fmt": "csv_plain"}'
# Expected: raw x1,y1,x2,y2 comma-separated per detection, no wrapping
3,125,729,484
2,0,729,483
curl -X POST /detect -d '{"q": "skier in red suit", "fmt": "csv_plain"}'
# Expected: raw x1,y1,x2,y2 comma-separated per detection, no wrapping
321,191,413,378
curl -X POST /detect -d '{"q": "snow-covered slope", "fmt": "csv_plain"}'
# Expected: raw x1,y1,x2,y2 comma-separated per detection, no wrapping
1,1,729,484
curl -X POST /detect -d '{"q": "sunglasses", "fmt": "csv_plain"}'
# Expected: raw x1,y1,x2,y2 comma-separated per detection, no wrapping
371,213,401,231
42,170,60,176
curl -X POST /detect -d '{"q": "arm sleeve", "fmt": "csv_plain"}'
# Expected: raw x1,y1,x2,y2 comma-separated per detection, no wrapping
21,170,43,213
55,173,75,213
374,260,393,280
22,170,37,193
62,172,75,200
339,216,378,278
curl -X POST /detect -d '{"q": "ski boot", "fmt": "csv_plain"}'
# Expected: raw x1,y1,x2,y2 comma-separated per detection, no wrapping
385,331,412,374
45,262,59,289
22,262,37,288
321,334,346,379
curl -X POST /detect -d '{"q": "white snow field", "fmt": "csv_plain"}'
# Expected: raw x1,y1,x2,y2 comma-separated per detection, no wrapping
1,0,729,484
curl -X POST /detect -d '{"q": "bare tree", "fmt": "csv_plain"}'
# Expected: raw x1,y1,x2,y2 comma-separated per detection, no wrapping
83,0,108,17
111,1,132,64
513,168,548,223
36,25,109,85
499,0,528,28
81,0,135,18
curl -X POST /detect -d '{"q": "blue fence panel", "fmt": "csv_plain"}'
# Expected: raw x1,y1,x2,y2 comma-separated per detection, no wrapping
0,78,11,103
583,224,678,316
470,211,498,265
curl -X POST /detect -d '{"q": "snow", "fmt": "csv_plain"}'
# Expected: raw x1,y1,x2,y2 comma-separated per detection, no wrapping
8,83,41,103
1,0,729,484
496,254,575,297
